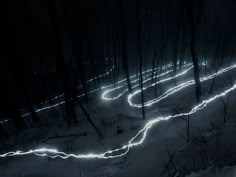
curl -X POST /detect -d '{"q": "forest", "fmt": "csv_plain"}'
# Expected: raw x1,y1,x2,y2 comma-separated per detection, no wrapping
1,0,236,176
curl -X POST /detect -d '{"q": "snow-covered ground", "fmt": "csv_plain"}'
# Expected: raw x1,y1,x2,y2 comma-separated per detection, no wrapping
1,64,236,177
187,165,236,177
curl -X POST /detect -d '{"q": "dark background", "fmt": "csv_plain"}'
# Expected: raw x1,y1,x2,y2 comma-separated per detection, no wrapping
2,0,236,126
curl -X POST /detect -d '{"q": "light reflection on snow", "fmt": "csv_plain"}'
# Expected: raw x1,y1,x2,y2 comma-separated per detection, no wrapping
1,62,236,159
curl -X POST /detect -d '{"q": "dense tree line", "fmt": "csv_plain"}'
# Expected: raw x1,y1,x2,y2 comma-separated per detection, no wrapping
2,0,236,137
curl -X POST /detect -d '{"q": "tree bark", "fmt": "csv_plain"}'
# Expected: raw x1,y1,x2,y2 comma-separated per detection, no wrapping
119,0,132,92
77,99,103,137
47,0,77,126
184,0,202,102
136,0,146,120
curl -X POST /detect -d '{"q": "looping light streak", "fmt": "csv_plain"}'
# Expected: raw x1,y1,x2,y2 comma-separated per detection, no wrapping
24,63,173,116
0,62,175,123
3,63,173,122
1,61,235,160
128,64,236,108
31,63,172,114
101,63,188,100
41,65,116,105
1,79,236,159
126,65,193,106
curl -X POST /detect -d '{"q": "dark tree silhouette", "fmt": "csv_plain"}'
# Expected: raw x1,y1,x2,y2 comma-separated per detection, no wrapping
48,0,77,126
119,0,132,92
184,0,202,102
136,0,146,119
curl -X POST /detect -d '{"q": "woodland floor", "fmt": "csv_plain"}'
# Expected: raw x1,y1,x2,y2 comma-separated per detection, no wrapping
1,66,236,177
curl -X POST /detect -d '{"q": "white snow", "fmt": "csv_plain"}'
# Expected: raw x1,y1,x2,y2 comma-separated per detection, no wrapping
1,64,236,177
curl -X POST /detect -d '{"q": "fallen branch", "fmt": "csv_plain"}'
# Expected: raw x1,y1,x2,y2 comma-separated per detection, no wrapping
41,133,87,143
76,99,103,138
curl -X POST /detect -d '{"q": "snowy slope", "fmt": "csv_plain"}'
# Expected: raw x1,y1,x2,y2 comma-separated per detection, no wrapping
1,66,236,177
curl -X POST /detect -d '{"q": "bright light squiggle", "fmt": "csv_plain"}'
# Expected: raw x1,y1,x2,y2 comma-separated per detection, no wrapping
1,81,236,159
0,62,181,123
32,63,172,114
127,65,194,106
18,64,173,118
41,65,116,105
0,65,116,124
101,63,173,89
101,63,190,100
128,64,236,108
0,63,173,123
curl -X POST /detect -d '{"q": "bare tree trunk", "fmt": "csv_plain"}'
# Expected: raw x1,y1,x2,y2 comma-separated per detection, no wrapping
209,36,225,94
151,51,157,83
136,0,146,120
76,99,103,137
187,115,190,143
179,25,186,70
48,0,77,126
190,28,202,102
184,0,202,102
154,59,160,98
172,21,180,75
119,0,132,92
220,93,230,124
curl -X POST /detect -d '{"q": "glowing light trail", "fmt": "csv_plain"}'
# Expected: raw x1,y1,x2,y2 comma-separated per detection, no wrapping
101,63,190,100
0,63,172,123
0,65,115,123
1,80,236,159
41,65,116,105
30,63,172,114
1,61,235,160
101,63,173,90
128,64,236,108
12,63,174,118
